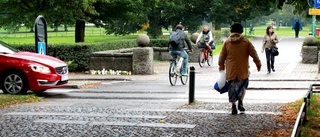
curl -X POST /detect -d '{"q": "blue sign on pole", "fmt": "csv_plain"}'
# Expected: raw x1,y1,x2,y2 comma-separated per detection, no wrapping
37,42,46,55
315,0,320,8
35,15,47,55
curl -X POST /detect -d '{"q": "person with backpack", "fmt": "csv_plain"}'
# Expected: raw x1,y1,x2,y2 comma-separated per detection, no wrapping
196,25,214,56
169,24,193,76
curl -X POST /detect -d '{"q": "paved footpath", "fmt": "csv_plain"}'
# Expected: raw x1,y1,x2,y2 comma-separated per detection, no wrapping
1,36,320,137
69,36,320,89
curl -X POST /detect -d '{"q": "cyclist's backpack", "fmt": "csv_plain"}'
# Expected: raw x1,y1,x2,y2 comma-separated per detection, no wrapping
169,31,182,47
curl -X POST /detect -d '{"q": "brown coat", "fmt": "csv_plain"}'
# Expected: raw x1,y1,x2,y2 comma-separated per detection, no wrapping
218,33,261,81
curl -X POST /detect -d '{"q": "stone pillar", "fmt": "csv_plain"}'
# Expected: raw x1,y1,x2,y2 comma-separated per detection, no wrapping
132,47,154,75
302,46,318,64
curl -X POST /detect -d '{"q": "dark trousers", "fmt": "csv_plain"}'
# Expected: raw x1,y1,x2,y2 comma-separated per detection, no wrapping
265,48,274,72
295,30,299,38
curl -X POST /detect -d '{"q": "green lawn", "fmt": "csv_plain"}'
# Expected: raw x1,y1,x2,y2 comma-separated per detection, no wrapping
0,26,142,44
249,26,312,37
0,25,317,45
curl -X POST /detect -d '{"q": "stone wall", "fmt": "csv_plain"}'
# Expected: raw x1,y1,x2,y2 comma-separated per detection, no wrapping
89,45,201,74
153,44,200,62
89,48,134,72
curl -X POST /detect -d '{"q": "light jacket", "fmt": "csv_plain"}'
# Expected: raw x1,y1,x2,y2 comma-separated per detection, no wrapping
218,33,261,81
196,30,213,43
262,32,278,52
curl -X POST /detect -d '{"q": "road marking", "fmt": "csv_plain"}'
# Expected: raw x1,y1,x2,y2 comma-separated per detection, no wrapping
4,112,166,119
278,36,284,42
283,63,298,74
33,120,196,128
176,109,282,115
126,108,282,115
138,123,195,128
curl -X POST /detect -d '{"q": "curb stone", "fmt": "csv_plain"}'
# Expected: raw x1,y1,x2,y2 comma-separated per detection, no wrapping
61,81,102,89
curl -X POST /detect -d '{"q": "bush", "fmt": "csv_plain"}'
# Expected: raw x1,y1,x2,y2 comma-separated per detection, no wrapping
66,60,78,72
222,29,230,37
213,31,224,44
11,39,169,71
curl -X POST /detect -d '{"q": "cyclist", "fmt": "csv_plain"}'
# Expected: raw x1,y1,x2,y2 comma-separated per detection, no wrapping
169,24,193,76
196,25,214,56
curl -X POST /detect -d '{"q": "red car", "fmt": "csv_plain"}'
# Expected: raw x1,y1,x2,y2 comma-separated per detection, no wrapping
0,41,68,94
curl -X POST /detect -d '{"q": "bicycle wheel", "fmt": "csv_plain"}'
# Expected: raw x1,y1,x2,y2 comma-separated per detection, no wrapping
169,62,177,86
198,50,205,68
180,68,188,85
207,51,213,66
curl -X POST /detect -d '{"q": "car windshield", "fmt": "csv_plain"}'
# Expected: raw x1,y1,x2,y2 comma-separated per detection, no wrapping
0,41,19,54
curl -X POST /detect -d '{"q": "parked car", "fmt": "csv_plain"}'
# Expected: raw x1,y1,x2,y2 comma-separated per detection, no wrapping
0,41,68,94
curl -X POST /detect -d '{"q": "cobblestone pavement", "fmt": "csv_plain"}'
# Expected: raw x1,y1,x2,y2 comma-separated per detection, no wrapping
0,36,319,136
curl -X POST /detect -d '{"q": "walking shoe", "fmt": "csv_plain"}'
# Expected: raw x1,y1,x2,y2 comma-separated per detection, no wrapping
267,71,271,74
272,68,275,72
232,104,237,115
238,100,245,114
181,71,188,76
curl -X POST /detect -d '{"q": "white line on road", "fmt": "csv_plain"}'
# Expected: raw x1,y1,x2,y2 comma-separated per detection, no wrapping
4,112,166,119
33,119,196,129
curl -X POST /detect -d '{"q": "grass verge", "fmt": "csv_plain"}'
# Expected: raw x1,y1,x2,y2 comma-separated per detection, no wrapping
0,94,43,109
257,95,320,136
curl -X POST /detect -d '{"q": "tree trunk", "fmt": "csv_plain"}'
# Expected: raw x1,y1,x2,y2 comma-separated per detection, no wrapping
214,22,221,30
54,22,58,32
64,24,68,31
75,20,85,43
146,10,162,39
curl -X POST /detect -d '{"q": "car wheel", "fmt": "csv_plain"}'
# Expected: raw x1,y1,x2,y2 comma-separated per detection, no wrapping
1,71,28,94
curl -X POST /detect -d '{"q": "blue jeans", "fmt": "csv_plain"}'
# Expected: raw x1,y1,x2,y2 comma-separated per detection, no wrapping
211,43,215,50
205,41,215,50
169,50,188,72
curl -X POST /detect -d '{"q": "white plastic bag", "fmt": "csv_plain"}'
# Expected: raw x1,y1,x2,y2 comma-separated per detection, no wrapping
214,71,228,94
217,71,226,89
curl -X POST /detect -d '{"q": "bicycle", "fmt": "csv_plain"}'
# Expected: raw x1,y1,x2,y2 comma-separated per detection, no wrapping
197,42,213,68
169,50,190,86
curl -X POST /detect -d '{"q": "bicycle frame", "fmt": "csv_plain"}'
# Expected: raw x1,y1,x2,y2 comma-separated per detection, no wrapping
172,55,182,75
198,42,213,68
169,50,189,86
201,46,209,60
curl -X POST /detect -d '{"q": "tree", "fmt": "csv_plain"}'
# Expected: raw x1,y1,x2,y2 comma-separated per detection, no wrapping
0,0,98,42
88,0,147,36
277,0,311,14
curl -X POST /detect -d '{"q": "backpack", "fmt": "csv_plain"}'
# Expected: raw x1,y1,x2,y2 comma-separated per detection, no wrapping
169,31,182,47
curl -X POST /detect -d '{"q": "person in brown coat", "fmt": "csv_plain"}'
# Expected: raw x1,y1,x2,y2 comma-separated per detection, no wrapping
218,22,261,115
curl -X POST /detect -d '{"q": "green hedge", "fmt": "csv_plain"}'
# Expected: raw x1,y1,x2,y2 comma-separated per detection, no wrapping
11,39,169,72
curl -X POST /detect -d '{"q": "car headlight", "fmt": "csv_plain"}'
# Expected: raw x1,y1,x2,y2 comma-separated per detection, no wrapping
30,65,51,74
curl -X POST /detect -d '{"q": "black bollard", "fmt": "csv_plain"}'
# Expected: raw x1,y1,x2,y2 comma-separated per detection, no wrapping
189,66,195,104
